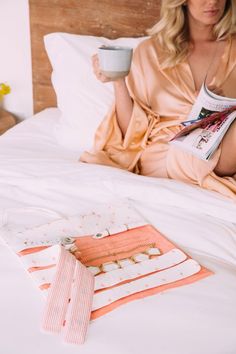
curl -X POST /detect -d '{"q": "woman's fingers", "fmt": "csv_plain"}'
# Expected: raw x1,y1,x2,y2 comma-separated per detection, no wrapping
91,53,113,83
92,54,99,72
92,54,98,65
98,72,111,83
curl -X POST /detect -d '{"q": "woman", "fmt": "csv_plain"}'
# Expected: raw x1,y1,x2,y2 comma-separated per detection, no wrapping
81,0,236,200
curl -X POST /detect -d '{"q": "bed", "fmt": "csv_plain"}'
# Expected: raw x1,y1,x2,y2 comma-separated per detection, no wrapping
0,1,236,353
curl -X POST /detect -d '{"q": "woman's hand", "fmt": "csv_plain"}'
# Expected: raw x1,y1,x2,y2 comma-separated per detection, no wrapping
92,54,114,83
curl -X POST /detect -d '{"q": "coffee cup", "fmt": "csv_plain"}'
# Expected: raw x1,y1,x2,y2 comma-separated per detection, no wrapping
98,46,133,79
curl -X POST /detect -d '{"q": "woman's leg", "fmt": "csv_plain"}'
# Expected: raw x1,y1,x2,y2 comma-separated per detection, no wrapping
214,120,236,177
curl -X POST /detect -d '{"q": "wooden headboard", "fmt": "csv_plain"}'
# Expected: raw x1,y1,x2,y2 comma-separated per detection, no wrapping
29,0,161,113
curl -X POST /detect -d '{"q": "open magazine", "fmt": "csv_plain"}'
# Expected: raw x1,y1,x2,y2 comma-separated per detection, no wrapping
170,82,236,160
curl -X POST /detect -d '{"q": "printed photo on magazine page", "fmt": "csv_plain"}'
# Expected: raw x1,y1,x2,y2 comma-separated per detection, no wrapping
170,81,236,160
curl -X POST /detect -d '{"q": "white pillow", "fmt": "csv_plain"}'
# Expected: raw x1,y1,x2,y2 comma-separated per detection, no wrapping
44,33,147,151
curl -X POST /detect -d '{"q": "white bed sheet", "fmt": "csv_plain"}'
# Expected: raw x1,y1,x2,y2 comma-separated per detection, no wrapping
0,108,235,354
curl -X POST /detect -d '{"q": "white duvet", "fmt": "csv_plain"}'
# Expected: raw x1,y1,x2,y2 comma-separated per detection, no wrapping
0,108,235,354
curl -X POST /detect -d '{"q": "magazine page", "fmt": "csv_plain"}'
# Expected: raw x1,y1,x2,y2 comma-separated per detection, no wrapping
184,81,236,126
171,111,236,160
170,106,236,141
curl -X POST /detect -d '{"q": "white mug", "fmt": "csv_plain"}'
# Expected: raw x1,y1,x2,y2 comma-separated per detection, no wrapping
98,46,133,79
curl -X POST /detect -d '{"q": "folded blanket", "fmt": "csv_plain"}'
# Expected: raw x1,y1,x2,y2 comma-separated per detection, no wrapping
0,201,213,344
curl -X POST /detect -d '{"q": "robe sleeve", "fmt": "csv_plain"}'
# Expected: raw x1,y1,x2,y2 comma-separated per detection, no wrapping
80,41,160,172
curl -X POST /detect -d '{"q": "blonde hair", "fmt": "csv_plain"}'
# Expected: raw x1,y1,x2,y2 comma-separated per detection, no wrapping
147,0,236,69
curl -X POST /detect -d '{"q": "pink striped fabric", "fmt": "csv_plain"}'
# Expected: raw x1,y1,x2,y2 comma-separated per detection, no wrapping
42,246,76,333
42,246,94,344
63,260,94,344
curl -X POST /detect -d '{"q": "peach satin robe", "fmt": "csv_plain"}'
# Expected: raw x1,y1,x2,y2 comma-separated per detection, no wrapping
81,36,236,200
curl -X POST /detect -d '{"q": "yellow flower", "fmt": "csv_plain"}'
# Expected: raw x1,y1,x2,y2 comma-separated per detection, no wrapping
0,83,11,100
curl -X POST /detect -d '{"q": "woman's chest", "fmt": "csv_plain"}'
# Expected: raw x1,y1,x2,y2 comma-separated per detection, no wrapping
187,41,227,91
